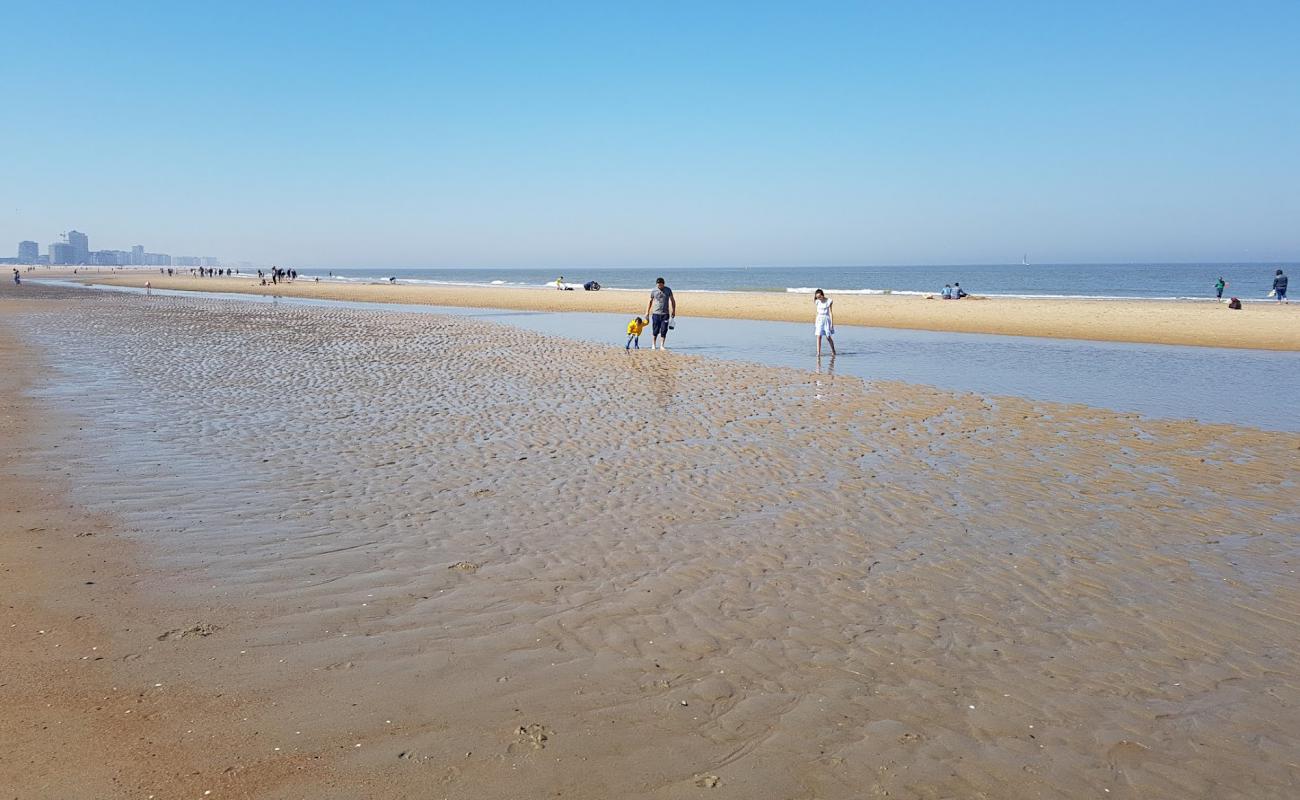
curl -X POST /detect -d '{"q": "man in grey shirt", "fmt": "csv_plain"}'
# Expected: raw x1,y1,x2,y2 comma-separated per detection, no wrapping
644,277,677,350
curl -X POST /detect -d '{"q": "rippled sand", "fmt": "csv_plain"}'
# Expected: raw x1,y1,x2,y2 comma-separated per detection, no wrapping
3,284,1298,799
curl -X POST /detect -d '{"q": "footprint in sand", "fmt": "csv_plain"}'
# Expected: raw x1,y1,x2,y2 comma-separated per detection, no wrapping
510,723,551,752
156,623,221,641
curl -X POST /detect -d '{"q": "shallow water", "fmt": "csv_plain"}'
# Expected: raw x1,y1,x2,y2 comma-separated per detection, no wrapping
48,280,1300,431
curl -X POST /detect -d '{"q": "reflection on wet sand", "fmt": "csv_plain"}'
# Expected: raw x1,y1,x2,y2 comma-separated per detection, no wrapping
5,284,1299,799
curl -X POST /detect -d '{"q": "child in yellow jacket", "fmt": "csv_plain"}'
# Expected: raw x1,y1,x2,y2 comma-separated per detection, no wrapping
625,317,646,350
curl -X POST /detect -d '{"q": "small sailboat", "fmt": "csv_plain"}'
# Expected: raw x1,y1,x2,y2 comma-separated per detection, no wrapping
1021,254,1029,266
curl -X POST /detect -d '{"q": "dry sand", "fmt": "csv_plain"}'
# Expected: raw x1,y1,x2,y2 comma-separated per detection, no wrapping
69,269,1300,351
2,282,1299,798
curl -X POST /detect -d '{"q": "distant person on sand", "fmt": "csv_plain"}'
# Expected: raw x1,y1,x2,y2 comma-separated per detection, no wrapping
1215,276,1227,299
12,268,20,285
1272,269,1288,302
555,275,566,290
941,284,953,299
953,282,967,299
813,289,836,356
645,277,676,350
625,316,646,350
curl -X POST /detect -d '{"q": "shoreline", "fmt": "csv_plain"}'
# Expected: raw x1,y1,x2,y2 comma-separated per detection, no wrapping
65,270,1300,350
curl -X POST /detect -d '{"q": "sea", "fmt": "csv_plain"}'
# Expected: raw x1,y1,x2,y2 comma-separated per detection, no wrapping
298,263,1295,302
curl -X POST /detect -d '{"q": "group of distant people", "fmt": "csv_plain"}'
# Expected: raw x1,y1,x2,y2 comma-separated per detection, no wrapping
1216,269,1287,309
554,275,603,291
185,267,235,277
258,267,296,285
620,277,837,357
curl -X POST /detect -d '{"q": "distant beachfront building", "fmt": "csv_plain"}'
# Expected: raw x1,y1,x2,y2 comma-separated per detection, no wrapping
144,252,171,266
200,256,219,267
174,255,201,267
67,230,89,264
18,241,38,263
49,242,74,265
92,250,130,266
131,245,145,265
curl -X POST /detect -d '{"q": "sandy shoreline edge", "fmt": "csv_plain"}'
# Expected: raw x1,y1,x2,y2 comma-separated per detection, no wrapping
57,270,1300,351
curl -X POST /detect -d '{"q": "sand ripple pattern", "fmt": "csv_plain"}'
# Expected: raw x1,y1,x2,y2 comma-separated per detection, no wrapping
12,285,1300,799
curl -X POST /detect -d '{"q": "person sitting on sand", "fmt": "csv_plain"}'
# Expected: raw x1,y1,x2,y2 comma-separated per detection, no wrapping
953,282,967,299
626,316,646,350
941,284,953,299
584,280,601,291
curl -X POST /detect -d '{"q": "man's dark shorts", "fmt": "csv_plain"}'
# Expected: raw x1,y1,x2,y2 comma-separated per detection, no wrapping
652,313,671,337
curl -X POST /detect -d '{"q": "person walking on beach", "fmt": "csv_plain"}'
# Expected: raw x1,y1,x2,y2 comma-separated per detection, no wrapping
813,289,836,356
12,268,20,285
1215,276,1227,299
645,277,676,350
1272,269,1288,302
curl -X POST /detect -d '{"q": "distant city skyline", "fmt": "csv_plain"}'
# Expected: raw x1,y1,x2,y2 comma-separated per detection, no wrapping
3,2,1298,268
9,228,221,267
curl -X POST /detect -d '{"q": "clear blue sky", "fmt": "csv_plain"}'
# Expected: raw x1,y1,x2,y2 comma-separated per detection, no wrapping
3,0,1297,268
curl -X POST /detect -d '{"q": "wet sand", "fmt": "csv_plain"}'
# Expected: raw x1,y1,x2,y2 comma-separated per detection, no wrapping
76,271,1300,350
2,283,1299,798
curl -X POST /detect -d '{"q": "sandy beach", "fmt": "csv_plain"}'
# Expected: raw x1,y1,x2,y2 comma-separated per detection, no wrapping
58,269,1300,351
3,282,1299,798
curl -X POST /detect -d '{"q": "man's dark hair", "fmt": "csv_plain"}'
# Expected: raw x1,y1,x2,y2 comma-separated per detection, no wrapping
656,277,665,285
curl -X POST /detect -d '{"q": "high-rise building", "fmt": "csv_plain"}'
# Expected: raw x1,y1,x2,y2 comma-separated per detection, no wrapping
49,242,74,265
66,230,89,264
18,241,38,263
92,250,130,266
131,245,145,266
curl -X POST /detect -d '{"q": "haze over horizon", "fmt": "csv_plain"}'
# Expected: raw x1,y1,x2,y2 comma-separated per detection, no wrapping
4,1,1298,268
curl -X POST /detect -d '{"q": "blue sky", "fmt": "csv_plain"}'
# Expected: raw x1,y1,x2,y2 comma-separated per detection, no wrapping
2,0,1297,267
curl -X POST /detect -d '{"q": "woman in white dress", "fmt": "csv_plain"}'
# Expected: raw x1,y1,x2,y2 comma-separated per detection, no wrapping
813,289,836,357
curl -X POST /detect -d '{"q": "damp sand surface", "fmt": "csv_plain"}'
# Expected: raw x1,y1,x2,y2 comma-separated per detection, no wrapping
85,271,1300,351
2,283,1299,799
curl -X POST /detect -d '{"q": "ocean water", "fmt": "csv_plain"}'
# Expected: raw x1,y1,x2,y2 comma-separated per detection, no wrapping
302,263,1297,301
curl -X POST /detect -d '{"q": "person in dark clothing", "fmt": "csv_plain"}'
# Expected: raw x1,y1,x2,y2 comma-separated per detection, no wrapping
1215,276,1226,299
1272,269,1288,303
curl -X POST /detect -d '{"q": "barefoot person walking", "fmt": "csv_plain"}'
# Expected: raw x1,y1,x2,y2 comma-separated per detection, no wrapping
813,289,836,357
645,277,676,350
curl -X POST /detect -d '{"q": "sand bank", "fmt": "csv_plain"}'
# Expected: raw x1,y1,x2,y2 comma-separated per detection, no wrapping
79,272,1300,350
4,283,1299,798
